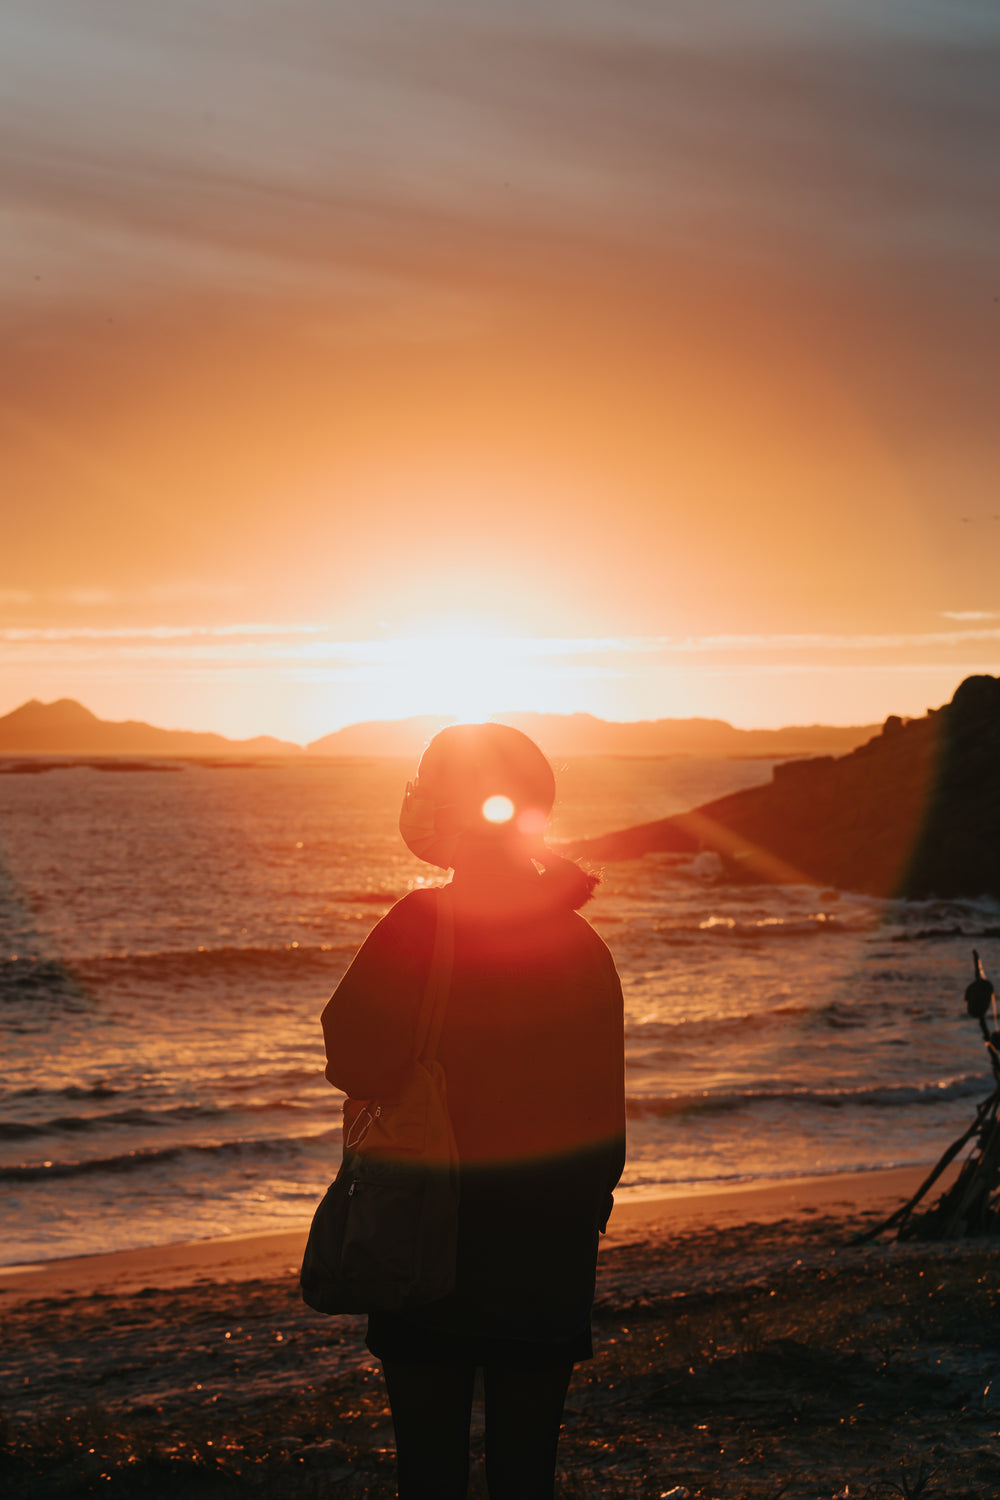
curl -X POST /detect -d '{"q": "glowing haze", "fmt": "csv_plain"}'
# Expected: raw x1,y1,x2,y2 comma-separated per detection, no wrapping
2,1,998,743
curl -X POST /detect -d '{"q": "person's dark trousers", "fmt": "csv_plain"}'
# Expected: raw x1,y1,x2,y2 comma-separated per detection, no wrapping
381,1358,574,1499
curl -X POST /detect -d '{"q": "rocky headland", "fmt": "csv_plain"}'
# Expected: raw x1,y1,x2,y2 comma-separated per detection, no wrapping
567,674,1000,900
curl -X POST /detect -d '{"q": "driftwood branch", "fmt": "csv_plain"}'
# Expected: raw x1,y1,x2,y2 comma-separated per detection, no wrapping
853,949,1000,1244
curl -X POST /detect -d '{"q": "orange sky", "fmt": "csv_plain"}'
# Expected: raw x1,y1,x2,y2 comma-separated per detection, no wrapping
2,2,999,742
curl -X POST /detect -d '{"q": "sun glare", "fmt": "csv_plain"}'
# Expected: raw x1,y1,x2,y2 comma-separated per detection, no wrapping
293,610,622,731
516,807,548,837
372,616,549,722
482,795,515,823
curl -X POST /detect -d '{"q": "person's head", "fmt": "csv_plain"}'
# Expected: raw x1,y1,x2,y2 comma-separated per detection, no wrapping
400,723,552,867
399,722,597,907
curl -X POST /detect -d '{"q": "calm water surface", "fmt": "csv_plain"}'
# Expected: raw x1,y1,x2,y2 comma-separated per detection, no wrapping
1,756,997,1264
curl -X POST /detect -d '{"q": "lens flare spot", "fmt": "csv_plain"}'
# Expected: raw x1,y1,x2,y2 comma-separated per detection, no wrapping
482,795,515,824
516,807,547,837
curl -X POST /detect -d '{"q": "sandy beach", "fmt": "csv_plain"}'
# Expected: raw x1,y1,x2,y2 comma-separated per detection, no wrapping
4,1161,998,1499
0,1164,943,1304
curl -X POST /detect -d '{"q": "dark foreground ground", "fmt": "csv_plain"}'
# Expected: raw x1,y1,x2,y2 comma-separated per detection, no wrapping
2,1211,999,1499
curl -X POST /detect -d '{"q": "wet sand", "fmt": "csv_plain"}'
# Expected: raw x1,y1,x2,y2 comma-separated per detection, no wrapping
0,1164,943,1304
3,1163,998,1499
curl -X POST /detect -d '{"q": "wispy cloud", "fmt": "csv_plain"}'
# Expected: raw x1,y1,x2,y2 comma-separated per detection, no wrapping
655,629,1000,653
0,581,250,611
3,0,997,305
0,622,325,643
5,625,1000,663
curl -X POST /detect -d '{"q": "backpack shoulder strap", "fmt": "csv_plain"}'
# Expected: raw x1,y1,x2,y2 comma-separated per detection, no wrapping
414,887,454,1063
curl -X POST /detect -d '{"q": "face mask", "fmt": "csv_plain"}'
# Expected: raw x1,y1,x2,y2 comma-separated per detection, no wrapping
399,781,458,868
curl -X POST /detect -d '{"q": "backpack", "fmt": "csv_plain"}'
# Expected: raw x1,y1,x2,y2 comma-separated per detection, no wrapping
300,892,459,1313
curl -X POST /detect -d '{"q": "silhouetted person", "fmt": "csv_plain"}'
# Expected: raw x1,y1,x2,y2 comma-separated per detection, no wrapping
322,723,626,1499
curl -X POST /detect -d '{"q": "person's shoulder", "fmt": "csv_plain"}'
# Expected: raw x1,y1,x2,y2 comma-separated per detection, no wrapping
349,886,441,967
564,908,619,969
390,886,445,917
372,886,442,937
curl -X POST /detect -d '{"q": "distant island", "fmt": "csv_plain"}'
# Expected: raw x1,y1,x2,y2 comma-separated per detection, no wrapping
0,698,879,761
566,674,1000,901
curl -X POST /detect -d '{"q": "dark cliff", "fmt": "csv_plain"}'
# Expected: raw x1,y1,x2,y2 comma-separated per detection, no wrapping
567,675,1000,899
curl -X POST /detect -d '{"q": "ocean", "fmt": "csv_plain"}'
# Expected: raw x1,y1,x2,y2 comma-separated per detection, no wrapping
2,754,998,1266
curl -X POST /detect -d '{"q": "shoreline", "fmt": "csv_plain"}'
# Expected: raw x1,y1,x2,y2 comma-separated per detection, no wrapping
0,1160,953,1305
5,1155,997,1498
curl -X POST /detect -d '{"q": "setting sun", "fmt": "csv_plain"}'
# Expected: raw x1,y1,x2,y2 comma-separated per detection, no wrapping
1,0,996,747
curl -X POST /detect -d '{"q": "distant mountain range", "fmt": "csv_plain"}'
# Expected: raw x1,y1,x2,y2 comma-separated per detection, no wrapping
0,699,299,758
304,712,880,759
0,697,880,760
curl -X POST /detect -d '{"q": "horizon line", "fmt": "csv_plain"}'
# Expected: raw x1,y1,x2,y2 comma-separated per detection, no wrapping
0,693,897,752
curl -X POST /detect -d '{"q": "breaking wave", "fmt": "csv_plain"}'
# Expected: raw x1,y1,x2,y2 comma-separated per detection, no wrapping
0,1130,336,1183
1,941,358,1003
626,1073,992,1121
